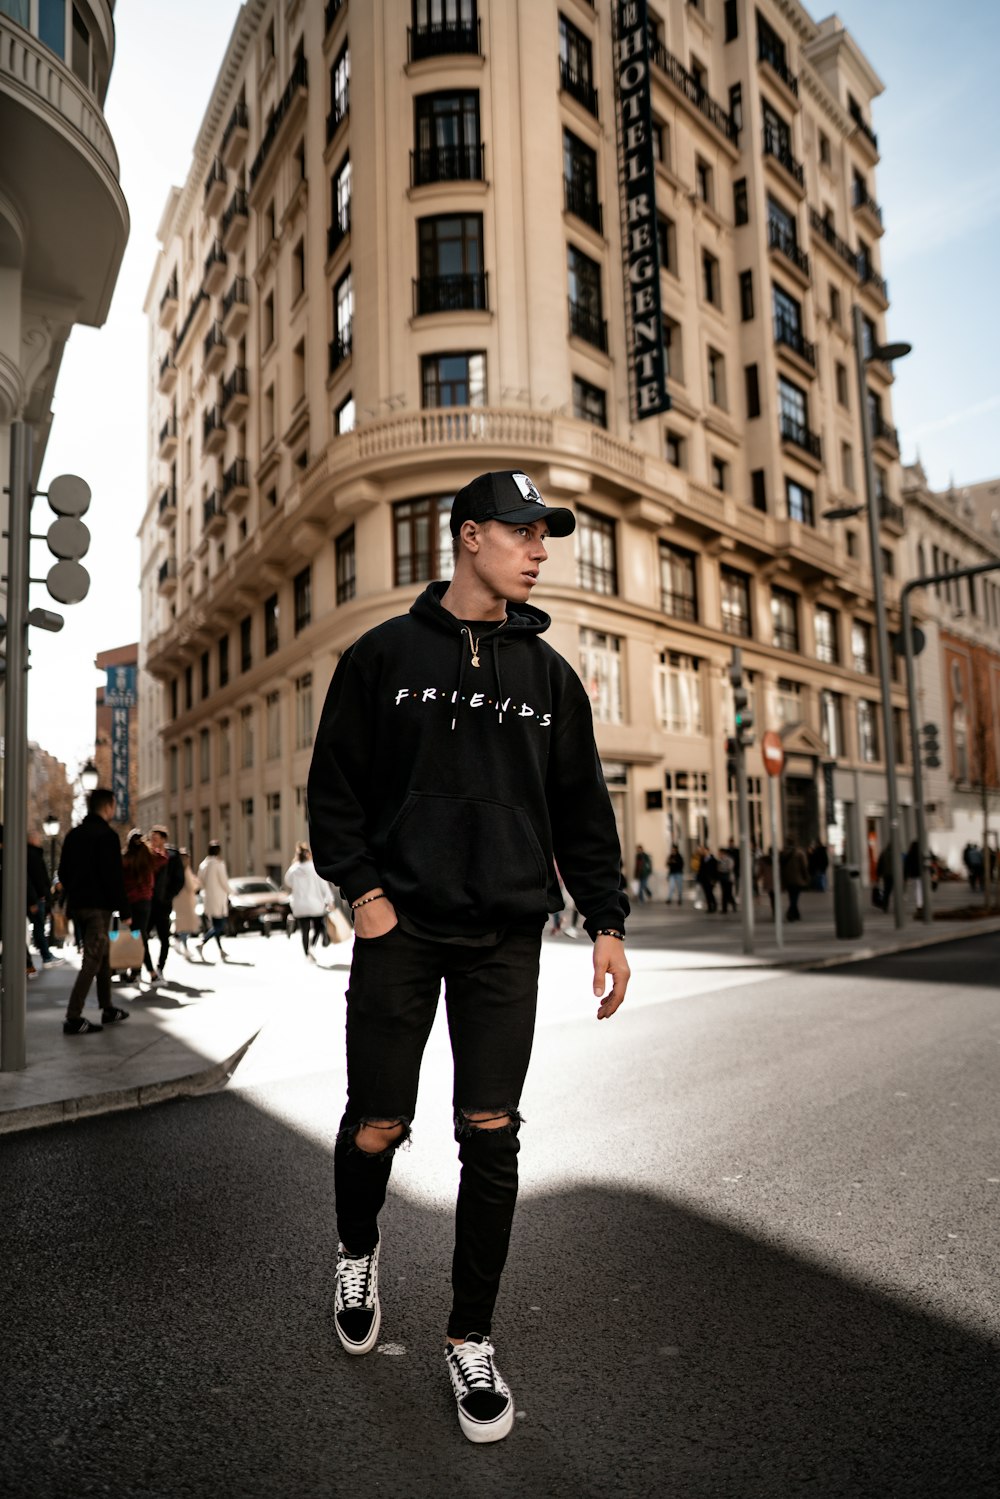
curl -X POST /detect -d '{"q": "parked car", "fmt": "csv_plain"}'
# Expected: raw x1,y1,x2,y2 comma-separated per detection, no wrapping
225,876,291,936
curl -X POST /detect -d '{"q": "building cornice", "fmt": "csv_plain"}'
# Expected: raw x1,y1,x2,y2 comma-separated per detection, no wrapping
804,18,885,100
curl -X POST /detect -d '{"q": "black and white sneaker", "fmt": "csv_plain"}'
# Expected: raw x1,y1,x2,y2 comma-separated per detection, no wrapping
333,1237,381,1355
445,1334,514,1444
102,1007,131,1024
63,1016,103,1034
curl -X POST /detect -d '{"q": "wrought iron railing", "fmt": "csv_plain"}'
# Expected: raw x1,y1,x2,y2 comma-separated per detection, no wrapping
407,17,481,62
558,57,598,117
564,177,603,233
650,40,739,142
779,412,822,460
768,218,810,278
762,124,804,187
568,298,608,352
250,53,308,186
410,143,485,187
412,273,489,317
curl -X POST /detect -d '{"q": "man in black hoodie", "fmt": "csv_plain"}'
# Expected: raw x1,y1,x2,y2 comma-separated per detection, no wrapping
58,787,131,1034
309,469,630,1444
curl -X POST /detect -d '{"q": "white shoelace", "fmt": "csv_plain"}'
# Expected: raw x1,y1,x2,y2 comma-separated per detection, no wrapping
337,1249,374,1307
449,1339,503,1393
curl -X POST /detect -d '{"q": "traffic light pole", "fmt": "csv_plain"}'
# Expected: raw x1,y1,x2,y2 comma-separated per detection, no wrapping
902,559,1000,923
736,741,755,955
2,423,31,1072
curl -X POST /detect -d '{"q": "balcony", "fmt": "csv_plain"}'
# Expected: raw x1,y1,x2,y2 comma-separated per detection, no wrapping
774,319,816,371
407,17,482,63
204,490,226,537
327,207,351,260
157,486,177,527
157,556,178,595
767,219,810,281
858,259,889,307
157,350,177,395
849,99,879,158
175,290,208,355
222,458,249,511
779,412,822,464
558,57,598,118
808,207,857,274
879,495,905,533
871,411,899,454
221,101,249,170
412,272,489,317
250,53,309,189
326,85,350,145
203,238,227,295
649,40,739,145
221,276,249,338
204,156,226,216
203,405,226,455
564,178,603,234
158,414,178,461
852,180,884,234
329,325,353,375
221,365,249,423
158,273,178,329
203,320,226,375
757,37,798,99
763,125,805,193
221,188,249,254
568,298,608,353
325,0,345,32
410,143,485,188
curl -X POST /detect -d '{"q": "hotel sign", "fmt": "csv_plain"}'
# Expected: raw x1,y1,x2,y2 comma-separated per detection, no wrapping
613,0,670,421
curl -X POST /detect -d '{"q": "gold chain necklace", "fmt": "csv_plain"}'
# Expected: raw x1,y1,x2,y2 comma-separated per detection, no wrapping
461,619,505,668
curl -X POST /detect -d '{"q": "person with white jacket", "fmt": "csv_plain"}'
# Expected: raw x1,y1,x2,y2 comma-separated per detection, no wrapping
196,841,231,961
285,843,333,959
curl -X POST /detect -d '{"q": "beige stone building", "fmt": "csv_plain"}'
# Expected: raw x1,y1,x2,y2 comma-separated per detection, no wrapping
140,0,913,885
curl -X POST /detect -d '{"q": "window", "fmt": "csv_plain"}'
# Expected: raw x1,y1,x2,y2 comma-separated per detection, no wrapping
262,291,274,351
707,347,726,408
820,689,844,757
218,634,229,688
662,315,682,383
711,456,728,493
835,361,849,408
267,791,281,851
656,215,676,275
335,393,356,434
695,157,713,207
786,478,814,526
182,738,193,789
745,363,761,419
851,620,873,674
857,699,880,763
665,431,685,468
751,469,766,512
724,0,738,41
294,566,312,633
733,177,749,226
200,651,210,700
292,239,305,302
558,14,597,117
659,543,697,621
728,82,743,133
771,587,799,651
829,284,842,326
721,567,752,638
240,615,252,673
563,129,601,232
767,194,797,250
264,593,279,656
567,245,605,350
702,250,720,307
657,653,703,734
336,525,356,604
576,508,617,595
689,55,707,93
841,441,855,493
184,664,193,712
199,728,211,783
414,90,481,184
778,375,808,439
815,606,839,665
263,384,275,447
394,496,454,585
294,673,314,751
266,691,281,760
169,743,178,793
240,705,254,768
242,796,255,869
881,547,895,579
846,530,859,559
775,679,803,727
70,3,90,86
331,155,351,249
650,117,669,167
330,41,350,128
219,717,231,777
573,375,607,428
332,267,353,364
579,627,623,725
819,130,831,167
739,269,754,321
763,101,793,163
773,284,803,351
416,214,485,311
422,352,486,407
38,0,66,58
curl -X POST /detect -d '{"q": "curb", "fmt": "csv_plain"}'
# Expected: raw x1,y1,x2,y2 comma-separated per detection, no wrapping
0,1032,261,1138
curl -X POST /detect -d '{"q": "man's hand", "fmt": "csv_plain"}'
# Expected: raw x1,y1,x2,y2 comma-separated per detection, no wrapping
353,890,398,939
593,935,629,1020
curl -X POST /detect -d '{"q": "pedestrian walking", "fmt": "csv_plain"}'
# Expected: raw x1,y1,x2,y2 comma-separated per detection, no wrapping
756,848,775,916
27,832,58,966
148,826,185,977
717,849,736,913
874,845,894,912
809,840,830,893
308,468,629,1445
665,844,684,905
698,847,719,913
285,842,333,958
196,841,231,960
633,845,653,903
172,851,201,955
57,788,130,1034
903,839,923,911
0,828,40,979
780,840,809,922
122,830,167,984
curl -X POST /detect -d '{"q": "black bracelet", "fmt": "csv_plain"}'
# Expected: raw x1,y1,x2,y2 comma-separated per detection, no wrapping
596,928,625,941
351,892,386,910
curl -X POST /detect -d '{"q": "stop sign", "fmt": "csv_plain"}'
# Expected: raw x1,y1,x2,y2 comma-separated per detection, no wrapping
761,730,784,777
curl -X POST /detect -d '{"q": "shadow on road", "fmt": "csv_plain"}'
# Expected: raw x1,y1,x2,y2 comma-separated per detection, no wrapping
1,1086,997,1499
827,930,1000,991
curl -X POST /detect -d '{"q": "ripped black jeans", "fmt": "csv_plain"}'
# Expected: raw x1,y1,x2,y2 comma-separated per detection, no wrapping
334,921,542,1340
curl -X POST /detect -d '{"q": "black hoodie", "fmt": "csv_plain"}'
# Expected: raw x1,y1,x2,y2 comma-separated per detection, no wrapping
308,582,628,941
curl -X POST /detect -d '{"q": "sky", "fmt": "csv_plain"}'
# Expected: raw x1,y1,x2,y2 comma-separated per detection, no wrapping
28,0,1000,775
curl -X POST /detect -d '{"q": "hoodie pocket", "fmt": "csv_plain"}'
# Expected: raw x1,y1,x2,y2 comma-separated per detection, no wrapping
383,792,549,922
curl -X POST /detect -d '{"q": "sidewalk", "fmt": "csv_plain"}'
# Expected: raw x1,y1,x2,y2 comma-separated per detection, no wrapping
2,884,997,1137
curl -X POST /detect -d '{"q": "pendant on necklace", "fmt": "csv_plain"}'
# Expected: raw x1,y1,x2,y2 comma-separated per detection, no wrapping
470,651,481,668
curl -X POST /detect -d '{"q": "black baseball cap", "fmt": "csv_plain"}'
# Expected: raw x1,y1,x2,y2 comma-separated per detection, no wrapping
449,470,576,537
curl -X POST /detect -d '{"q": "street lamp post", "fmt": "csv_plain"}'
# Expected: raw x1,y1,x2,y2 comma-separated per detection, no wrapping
80,759,99,794
42,812,60,884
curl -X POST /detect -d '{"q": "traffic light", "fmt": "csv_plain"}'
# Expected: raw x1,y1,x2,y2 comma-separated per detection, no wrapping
921,722,941,769
734,685,754,746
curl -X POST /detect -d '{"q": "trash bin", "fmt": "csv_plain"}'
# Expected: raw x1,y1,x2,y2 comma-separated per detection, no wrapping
833,864,863,940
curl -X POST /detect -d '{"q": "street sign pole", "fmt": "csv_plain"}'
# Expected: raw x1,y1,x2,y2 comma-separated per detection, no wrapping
737,742,754,955
761,730,785,950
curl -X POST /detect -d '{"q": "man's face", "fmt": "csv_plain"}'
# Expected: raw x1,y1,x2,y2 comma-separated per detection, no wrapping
465,519,550,604
150,831,167,853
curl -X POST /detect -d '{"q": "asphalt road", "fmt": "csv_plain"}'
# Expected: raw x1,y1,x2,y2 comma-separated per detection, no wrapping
2,934,998,1499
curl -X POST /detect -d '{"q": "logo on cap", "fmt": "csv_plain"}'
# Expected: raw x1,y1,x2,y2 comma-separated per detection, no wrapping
511,472,545,507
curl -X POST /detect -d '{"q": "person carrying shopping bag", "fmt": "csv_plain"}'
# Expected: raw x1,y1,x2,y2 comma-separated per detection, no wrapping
285,843,334,959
